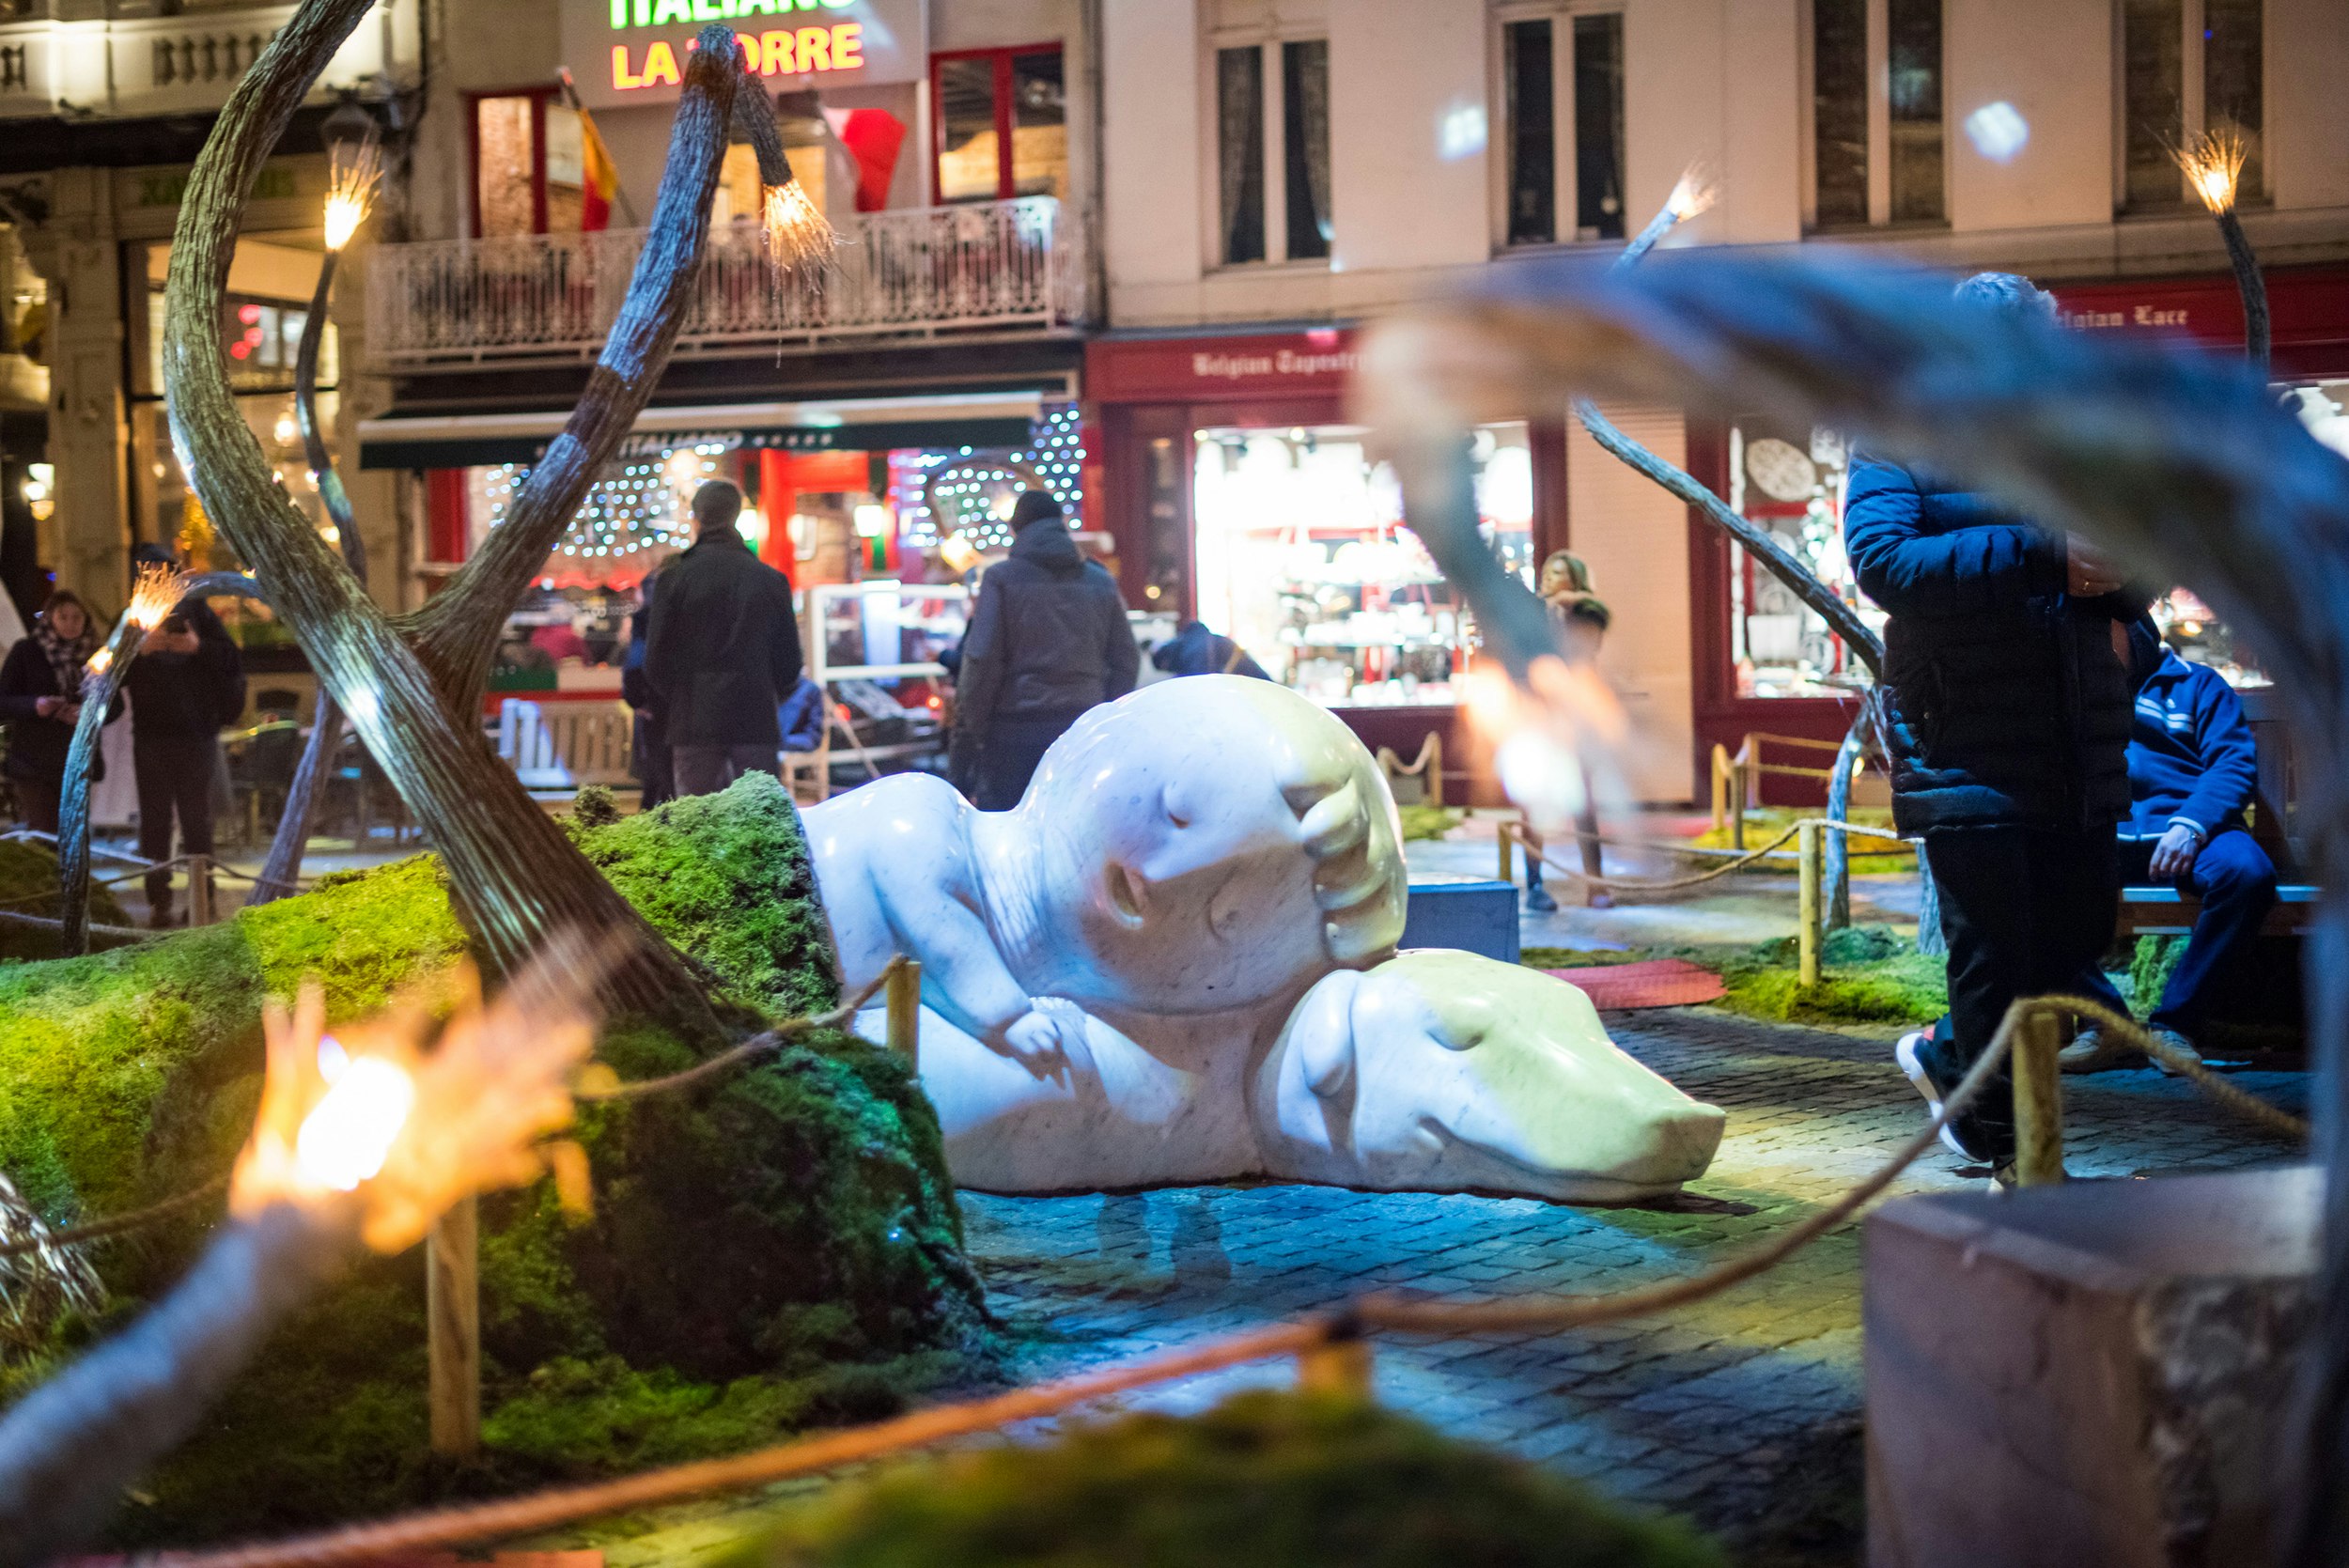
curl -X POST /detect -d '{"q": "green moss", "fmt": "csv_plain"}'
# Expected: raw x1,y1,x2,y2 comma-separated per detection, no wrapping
1518,946,1657,970
2129,934,2183,1018
1394,804,1465,842
0,773,988,1545
1713,925,1946,1026
722,1389,1724,1568
0,840,129,961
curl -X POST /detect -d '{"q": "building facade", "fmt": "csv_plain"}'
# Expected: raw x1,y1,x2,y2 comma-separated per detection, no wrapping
1091,0,2349,802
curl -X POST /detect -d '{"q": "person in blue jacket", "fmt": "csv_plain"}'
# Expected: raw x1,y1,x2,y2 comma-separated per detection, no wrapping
1849,271,2150,1171
2064,619,2277,1072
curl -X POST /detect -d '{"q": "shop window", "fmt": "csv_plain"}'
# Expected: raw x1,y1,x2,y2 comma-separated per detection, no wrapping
932,45,1066,205
1190,423,1532,707
2122,0,2263,210
1808,0,1944,230
1497,8,1626,247
1213,34,1330,266
470,89,594,237
1723,423,1877,699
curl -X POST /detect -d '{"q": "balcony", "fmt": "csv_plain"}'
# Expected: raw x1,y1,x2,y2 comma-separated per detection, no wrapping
365,197,1088,370
0,3,402,120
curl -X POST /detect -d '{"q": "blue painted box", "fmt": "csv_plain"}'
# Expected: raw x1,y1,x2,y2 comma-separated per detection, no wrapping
1401,876,1520,963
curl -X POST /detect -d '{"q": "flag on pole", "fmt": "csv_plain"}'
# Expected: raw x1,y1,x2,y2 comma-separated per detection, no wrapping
580,106,622,231
821,107,907,213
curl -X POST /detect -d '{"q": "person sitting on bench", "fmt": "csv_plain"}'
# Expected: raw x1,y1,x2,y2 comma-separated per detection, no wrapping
2064,618,2277,1072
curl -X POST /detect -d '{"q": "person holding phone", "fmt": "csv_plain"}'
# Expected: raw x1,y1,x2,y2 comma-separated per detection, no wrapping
124,545,244,926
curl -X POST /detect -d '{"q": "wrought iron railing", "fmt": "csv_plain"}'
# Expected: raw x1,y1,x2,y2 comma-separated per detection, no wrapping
365,197,1086,367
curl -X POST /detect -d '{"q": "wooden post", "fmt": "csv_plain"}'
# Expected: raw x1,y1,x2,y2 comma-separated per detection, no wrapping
427,1197,480,1456
886,958,922,1071
1298,1333,1375,1399
1495,820,1513,885
2013,1008,2067,1187
1710,744,1730,832
187,854,214,927
1423,732,1443,808
1797,821,1821,987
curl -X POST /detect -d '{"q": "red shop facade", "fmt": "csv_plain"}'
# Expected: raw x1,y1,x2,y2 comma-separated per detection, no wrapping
1086,327,1570,807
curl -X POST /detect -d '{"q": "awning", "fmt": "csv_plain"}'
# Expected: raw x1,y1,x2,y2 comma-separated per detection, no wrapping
356,390,1048,470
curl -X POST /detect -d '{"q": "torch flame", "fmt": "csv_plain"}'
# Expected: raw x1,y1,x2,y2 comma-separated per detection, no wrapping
294,1055,416,1192
323,135,381,252
127,563,184,632
1666,164,1719,223
762,180,836,273
1461,654,1631,836
83,646,112,678
2175,128,2247,216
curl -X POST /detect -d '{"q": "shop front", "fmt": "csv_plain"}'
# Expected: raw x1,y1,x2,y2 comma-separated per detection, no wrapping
1690,262,2349,804
1087,328,1568,806
359,378,1084,782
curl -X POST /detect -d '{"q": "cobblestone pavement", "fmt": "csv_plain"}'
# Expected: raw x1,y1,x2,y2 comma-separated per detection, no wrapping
958,1006,2310,1559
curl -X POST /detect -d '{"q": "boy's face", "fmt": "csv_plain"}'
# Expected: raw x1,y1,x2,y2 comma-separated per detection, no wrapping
1012,677,1407,1016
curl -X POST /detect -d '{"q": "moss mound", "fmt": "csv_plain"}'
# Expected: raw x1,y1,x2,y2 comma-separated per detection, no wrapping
0,774,988,1545
1395,804,1465,842
723,1389,1723,1568
0,839,129,962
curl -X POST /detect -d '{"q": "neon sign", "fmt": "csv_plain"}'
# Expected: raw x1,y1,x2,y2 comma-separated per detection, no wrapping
578,0,920,101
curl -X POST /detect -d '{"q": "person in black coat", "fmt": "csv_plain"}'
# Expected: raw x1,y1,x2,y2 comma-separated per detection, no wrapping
0,590,105,833
619,572,674,810
948,490,1141,810
124,570,245,927
1845,270,2151,1170
644,481,803,798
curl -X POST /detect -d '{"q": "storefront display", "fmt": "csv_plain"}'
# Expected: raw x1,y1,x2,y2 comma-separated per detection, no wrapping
1191,421,1532,707
1720,422,1876,700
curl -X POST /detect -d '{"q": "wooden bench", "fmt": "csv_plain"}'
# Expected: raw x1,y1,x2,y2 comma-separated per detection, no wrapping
2116,882,2320,939
495,698,638,799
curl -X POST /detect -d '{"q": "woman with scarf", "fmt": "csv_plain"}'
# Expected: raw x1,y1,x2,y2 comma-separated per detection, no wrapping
0,591,113,833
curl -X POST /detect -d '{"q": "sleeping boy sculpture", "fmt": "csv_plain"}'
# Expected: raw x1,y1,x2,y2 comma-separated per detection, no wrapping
802,675,1723,1202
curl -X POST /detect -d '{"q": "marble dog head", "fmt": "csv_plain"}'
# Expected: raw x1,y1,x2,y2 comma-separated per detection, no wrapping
1003,675,1408,1017
1252,950,1726,1202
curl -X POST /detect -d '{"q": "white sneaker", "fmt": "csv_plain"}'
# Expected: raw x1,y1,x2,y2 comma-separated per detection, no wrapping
1895,1030,1989,1164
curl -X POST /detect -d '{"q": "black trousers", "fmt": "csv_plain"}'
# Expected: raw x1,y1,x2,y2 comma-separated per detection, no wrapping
1921,823,2120,1162
135,736,220,915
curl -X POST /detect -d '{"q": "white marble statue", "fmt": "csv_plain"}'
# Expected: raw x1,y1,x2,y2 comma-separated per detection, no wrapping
804,675,1722,1202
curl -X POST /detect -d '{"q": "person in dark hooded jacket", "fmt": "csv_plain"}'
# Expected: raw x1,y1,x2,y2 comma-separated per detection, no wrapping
948,491,1139,810
1848,271,2151,1169
2064,620,2275,1071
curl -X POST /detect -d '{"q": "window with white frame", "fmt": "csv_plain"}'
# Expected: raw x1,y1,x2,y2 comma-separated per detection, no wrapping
1208,5,1331,267
1495,5,1626,247
2120,0,2263,210
1808,0,1944,230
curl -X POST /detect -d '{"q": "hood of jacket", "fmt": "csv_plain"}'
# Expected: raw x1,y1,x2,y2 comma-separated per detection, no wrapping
1008,519,1084,575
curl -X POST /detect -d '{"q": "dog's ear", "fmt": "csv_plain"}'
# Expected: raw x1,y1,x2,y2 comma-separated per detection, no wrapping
1299,1012,1355,1099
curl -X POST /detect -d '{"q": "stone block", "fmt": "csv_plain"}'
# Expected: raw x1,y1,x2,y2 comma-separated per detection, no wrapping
1865,1165,2318,1568
1402,875,1520,960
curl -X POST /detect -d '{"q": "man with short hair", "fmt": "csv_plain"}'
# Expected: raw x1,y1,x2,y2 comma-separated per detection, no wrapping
645,481,803,799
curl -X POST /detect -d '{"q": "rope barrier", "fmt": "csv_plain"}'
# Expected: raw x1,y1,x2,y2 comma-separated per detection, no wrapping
0,908,158,942
0,1172,231,1261
2026,991,2311,1141
574,959,909,1105
1518,816,1911,894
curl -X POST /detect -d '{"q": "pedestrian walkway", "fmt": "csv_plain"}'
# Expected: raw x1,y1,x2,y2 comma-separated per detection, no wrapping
960,1007,2308,1559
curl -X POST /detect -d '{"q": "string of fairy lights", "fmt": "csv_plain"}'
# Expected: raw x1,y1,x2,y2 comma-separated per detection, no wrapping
481,407,1087,573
